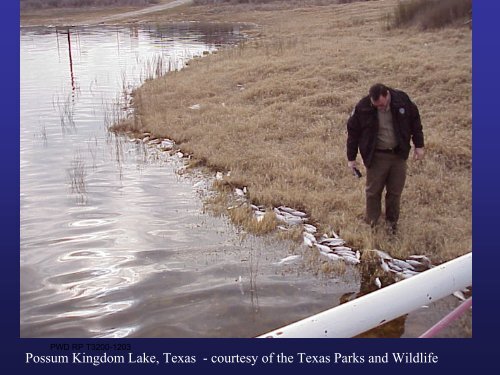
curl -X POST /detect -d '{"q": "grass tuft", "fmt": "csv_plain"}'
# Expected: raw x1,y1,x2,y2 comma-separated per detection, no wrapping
388,0,472,30
227,205,278,234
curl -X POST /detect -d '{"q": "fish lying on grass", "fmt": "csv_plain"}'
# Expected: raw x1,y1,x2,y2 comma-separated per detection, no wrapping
315,243,333,254
277,206,307,218
319,237,345,247
273,255,301,266
303,232,316,247
235,187,247,197
373,250,435,281
303,224,317,234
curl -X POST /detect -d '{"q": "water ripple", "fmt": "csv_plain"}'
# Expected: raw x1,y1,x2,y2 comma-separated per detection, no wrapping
68,218,116,228
20,24,359,338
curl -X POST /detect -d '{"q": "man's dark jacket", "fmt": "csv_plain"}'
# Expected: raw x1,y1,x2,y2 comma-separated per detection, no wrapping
346,88,424,168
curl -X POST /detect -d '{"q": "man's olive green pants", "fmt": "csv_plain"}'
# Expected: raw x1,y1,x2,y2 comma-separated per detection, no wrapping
365,151,407,226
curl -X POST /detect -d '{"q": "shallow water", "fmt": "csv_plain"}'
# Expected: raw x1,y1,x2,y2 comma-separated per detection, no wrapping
20,23,470,338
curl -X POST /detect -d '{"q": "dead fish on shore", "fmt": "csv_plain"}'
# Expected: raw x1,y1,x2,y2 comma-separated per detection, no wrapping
407,255,432,268
399,269,419,279
315,243,333,254
275,206,293,214
319,238,345,247
342,255,360,265
322,252,342,262
303,236,314,247
235,187,247,197
389,259,416,271
278,206,307,218
193,181,207,190
275,214,303,226
330,231,340,239
274,210,307,226
405,259,431,272
253,210,266,222
303,232,316,247
331,248,355,255
374,249,393,261
332,246,353,253
273,255,301,266
315,243,360,265
189,104,201,110
277,206,307,218
388,264,403,273
405,259,424,268
380,261,391,273
334,252,359,263
303,224,317,234
160,140,174,150
373,249,437,280
453,290,466,301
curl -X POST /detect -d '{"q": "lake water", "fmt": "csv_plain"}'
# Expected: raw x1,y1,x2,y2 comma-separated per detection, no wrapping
20,23,361,338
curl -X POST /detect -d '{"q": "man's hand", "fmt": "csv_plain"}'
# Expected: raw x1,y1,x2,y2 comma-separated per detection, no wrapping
348,160,362,177
414,148,425,160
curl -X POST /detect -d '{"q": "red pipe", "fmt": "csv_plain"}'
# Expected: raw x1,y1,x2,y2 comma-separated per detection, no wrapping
419,297,472,338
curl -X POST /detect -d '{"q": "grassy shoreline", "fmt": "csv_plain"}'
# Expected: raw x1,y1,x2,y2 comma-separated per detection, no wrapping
24,1,472,264
125,1,471,264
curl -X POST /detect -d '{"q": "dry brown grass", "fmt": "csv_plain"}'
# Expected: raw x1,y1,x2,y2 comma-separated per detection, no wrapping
20,0,175,25
117,0,471,263
119,2,472,262
228,205,278,234
20,0,158,10
21,5,139,25
387,0,472,30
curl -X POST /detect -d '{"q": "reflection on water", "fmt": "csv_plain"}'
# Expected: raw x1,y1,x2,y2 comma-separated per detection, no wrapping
20,23,359,338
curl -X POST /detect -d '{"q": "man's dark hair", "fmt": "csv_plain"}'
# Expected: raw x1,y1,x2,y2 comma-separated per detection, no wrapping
369,83,389,101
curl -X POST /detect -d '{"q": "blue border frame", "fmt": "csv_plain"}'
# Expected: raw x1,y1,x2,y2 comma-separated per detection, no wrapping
9,0,497,373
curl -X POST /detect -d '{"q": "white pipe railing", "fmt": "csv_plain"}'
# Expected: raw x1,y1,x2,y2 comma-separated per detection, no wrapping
257,252,472,338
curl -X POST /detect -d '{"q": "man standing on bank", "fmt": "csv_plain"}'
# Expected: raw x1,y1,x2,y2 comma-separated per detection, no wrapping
346,83,425,232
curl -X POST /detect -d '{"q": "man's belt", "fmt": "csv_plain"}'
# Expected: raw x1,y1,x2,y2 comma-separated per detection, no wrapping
375,148,398,153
